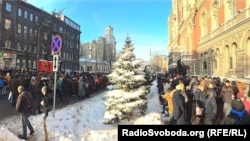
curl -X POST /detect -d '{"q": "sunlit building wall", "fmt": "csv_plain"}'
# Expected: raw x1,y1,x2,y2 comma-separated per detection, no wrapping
168,0,250,83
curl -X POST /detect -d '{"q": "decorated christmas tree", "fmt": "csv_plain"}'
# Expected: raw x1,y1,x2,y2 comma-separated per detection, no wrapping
103,36,148,124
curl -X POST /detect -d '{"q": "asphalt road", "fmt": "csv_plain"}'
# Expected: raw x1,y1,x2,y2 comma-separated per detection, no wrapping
0,93,17,121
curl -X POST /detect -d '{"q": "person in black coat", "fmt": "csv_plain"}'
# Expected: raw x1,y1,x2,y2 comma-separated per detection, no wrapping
185,86,193,124
172,84,187,125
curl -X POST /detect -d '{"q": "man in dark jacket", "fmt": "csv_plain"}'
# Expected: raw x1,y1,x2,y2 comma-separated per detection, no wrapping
16,85,35,140
172,84,187,125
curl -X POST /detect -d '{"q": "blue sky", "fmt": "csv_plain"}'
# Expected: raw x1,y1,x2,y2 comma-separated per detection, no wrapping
27,0,172,61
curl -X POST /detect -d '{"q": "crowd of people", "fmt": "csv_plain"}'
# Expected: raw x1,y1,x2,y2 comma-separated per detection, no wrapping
2,69,250,139
1,71,109,109
157,73,250,125
0,70,110,140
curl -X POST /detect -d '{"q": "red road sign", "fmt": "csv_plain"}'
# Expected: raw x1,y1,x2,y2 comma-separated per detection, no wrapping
51,35,62,54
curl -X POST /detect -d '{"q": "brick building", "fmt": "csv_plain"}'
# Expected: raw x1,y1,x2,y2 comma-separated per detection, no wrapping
0,0,81,73
168,0,250,84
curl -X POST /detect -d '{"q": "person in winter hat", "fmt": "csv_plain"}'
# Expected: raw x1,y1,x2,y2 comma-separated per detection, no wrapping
223,98,250,125
16,85,35,140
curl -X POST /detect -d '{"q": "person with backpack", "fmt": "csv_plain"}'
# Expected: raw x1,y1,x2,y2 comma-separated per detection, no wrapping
16,85,35,140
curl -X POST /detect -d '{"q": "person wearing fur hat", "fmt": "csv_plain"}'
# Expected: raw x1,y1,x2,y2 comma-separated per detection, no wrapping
171,84,187,125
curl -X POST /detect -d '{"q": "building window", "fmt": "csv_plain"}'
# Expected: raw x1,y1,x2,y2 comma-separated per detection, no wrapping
60,27,63,33
229,56,233,69
28,60,31,68
30,13,33,21
5,40,11,49
35,16,39,24
203,61,207,70
70,42,73,48
17,23,21,34
66,40,69,46
24,26,28,35
16,59,20,68
18,8,22,16
24,11,28,19
214,59,217,69
29,45,32,52
5,2,12,12
34,46,36,53
4,19,11,30
22,60,26,68
228,0,236,19
33,60,36,69
23,44,27,51
17,43,21,50
30,28,33,37
212,2,219,30
200,11,208,37
44,32,47,40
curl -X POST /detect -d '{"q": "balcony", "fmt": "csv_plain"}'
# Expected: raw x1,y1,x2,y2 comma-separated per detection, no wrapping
181,53,194,64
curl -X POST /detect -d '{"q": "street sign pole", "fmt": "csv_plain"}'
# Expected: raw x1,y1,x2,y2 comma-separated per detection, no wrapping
51,35,62,118
52,54,59,118
53,70,57,118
